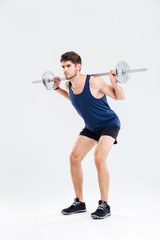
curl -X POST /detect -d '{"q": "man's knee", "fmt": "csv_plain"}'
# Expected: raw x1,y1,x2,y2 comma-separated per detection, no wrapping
70,151,82,166
94,151,106,168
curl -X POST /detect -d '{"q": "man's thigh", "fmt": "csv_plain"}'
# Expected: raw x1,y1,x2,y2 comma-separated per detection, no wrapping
94,135,115,159
71,135,97,160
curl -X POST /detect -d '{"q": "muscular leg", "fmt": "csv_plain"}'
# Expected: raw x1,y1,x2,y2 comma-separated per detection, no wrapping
70,136,97,202
94,136,115,202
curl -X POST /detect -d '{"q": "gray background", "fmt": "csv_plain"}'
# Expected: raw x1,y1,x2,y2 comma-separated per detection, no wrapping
0,0,160,239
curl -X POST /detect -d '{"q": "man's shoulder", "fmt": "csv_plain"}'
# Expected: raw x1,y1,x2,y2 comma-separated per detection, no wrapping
89,75,104,89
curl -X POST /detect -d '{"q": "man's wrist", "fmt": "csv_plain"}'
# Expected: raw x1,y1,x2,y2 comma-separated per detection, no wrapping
54,87,60,90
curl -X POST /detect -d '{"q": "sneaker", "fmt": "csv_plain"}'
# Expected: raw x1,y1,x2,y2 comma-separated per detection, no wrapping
61,198,87,215
91,200,111,219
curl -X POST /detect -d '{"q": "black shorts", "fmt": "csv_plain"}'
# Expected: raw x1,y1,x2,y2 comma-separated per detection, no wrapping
79,126,120,144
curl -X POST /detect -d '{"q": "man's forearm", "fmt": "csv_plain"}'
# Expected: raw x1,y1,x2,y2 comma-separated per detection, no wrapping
112,84,125,100
55,88,70,100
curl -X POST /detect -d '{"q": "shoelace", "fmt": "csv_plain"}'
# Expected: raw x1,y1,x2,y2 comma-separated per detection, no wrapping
72,201,81,206
97,202,107,210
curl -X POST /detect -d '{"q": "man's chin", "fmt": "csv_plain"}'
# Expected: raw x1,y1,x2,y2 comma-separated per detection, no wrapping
65,73,77,80
66,75,73,80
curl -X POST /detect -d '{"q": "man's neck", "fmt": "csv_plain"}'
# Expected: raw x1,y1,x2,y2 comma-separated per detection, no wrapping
70,73,86,89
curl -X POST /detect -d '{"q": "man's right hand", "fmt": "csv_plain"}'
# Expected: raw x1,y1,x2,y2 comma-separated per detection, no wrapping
53,76,60,89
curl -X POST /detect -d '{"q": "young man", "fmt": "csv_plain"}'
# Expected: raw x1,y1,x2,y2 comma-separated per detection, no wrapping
53,51,125,219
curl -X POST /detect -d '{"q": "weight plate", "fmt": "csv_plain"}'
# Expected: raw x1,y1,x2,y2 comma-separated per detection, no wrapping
116,61,130,84
42,71,55,90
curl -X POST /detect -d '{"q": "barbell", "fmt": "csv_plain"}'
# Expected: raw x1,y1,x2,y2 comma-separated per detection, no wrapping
32,60,147,90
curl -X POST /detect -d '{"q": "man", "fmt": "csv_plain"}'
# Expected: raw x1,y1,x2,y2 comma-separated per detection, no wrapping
53,51,125,219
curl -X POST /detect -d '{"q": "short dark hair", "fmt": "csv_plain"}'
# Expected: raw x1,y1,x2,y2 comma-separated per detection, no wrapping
60,51,82,65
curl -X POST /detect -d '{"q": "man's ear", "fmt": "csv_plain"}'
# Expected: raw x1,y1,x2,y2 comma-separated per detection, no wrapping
76,63,81,72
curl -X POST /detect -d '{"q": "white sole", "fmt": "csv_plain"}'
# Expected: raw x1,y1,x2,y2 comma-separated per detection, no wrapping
91,213,111,219
61,210,87,215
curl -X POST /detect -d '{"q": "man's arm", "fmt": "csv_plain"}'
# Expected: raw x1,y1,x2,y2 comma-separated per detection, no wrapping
93,71,125,100
55,87,70,100
100,80,125,100
53,77,70,100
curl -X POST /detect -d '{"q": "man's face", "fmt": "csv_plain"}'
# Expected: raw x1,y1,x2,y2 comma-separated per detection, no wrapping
62,60,81,79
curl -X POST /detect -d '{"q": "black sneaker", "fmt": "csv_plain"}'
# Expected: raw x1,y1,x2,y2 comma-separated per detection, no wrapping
61,198,87,215
91,200,111,219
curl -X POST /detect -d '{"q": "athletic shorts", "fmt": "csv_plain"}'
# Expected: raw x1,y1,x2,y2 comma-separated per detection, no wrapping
79,126,120,144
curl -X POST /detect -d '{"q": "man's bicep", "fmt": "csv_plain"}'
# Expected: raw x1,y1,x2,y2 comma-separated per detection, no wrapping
100,81,116,100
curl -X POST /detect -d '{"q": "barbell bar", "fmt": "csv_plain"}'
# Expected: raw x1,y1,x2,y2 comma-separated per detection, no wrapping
32,60,148,90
